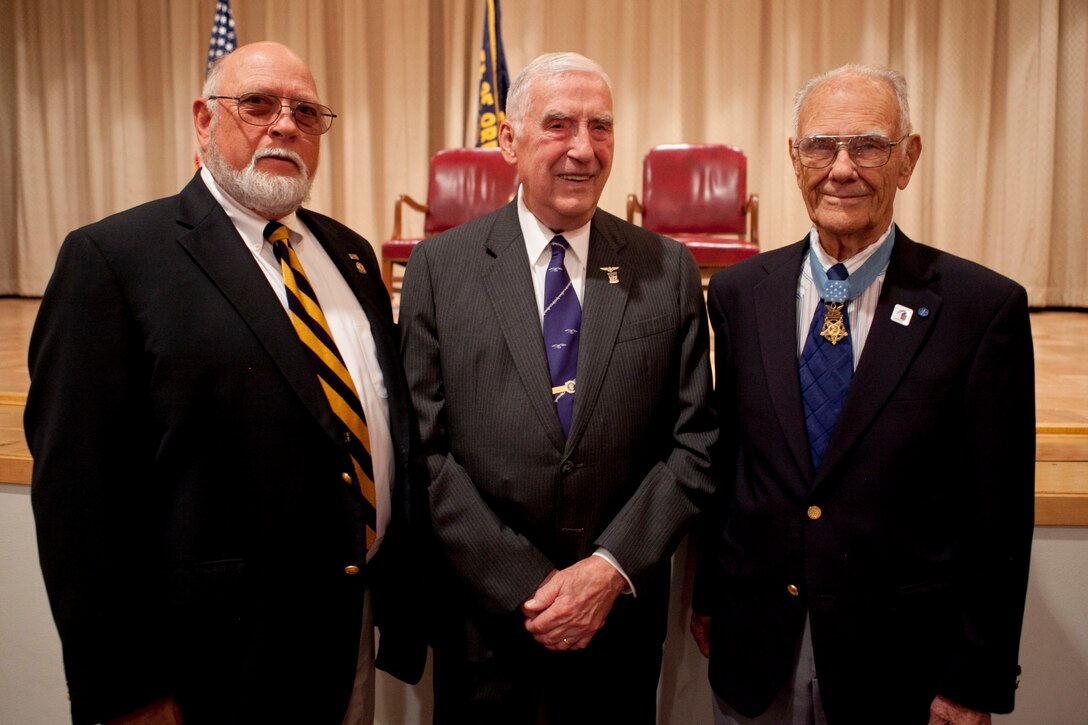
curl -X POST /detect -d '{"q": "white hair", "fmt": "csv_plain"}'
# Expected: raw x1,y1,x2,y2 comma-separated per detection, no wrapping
792,63,912,137
504,52,614,133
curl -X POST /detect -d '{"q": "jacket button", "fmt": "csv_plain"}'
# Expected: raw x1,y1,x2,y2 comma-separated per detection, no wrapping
786,584,800,596
807,505,822,520
561,461,574,474
344,565,361,576
341,472,353,485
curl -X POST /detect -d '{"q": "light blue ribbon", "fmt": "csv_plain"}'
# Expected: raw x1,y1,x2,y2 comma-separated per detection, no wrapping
808,227,896,303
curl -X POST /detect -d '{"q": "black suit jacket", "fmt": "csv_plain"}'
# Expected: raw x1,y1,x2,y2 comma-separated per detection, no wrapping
399,203,716,649
695,229,1035,724
26,173,426,724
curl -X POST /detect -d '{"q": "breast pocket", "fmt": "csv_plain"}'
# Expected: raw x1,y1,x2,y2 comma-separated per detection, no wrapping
888,375,954,402
615,313,676,344
607,313,679,406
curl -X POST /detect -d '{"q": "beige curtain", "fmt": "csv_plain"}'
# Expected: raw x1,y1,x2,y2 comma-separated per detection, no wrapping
4,2,1086,722
5,0,1086,305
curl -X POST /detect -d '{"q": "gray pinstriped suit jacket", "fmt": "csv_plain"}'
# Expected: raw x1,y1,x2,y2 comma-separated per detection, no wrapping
399,201,716,634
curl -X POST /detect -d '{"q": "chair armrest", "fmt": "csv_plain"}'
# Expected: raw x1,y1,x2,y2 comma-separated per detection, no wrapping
393,194,429,239
626,194,643,224
747,193,759,247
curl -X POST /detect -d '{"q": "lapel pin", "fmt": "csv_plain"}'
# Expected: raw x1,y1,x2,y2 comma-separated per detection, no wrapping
600,266,620,284
918,307,929,318
346,253,366,273
891,304,913,326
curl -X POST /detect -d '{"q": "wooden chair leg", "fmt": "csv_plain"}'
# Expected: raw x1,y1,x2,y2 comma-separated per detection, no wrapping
382,257,395,298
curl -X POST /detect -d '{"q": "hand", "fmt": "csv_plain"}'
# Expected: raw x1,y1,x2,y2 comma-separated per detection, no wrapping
927,694,991,725
106,696,183,725
521,557,626,651
690,612,711,658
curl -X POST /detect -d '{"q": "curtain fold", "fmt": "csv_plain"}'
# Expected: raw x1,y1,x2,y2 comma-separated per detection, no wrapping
5,0,1084,305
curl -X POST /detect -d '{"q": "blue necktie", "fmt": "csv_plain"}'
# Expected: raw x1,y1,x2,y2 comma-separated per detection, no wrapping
543,235,581,436
799,263,852,471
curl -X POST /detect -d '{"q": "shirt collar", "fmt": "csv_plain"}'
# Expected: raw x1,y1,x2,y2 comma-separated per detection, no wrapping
808,223,893,276
516,185,592,266
200,165,302,253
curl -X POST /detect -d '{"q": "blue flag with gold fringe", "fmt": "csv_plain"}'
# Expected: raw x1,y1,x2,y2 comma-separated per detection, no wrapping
205,0,237,76
475,0,509,148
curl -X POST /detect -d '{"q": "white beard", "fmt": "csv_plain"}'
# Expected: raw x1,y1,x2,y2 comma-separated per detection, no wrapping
202,134,313,219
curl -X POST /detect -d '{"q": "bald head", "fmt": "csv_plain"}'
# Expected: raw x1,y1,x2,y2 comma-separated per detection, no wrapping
203,42,318,99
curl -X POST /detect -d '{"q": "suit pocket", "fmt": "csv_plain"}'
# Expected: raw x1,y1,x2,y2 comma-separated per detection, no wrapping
896,577,953,599
615,313,675,343
167,558,246,622
889,375,954,402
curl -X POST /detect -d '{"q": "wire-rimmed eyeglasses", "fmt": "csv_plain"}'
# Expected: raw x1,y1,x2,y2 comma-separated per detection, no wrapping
207,92,337,135
792,134,908,169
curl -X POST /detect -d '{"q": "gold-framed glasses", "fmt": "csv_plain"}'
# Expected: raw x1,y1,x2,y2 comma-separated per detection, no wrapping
208,92,337,135
793,134,908,168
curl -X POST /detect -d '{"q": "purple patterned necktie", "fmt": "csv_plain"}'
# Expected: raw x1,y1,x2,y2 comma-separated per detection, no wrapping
543,235,581,436
798,262,853,471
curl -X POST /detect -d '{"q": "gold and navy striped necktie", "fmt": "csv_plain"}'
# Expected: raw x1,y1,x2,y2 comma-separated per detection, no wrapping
265,221,377,550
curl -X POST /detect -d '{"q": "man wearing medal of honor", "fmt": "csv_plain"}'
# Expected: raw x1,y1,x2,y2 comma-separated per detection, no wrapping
691,65,1035,725
399,52,716,723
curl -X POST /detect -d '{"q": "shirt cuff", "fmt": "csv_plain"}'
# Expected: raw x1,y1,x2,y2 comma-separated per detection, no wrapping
592,548,636,597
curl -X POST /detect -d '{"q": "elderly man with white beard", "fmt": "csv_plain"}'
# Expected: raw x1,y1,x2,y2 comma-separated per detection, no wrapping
26,41,425,725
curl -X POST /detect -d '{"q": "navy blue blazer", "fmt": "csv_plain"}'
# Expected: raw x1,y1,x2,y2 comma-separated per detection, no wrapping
695,228,1035,723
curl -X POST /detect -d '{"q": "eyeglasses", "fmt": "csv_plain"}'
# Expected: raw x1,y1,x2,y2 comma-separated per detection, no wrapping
207,92,337,135
792,134,908,169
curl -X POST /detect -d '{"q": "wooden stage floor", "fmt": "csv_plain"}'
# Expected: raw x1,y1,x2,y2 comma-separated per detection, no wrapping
1,298,1085,523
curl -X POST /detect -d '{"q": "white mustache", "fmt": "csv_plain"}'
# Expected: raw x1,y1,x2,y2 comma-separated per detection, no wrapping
251,148,307,174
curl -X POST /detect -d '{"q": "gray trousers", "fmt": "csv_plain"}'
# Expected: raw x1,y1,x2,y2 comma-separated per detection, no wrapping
713,616,828,725
342,588,376,725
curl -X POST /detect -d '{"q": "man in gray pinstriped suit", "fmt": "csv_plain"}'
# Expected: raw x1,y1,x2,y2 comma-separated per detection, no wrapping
399,52,717,724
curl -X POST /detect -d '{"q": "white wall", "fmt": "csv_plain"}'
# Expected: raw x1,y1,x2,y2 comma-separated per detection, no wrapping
0,484,68,724
2,482,1086,724
1005,528,1088,724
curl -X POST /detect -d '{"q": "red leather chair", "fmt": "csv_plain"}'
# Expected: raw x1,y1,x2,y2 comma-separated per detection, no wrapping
626,144,759,278
381,148,519,295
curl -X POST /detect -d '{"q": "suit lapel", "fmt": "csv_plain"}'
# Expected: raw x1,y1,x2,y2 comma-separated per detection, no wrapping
815,229,942,486
300,209,389,327
482,204,568,451
566,212,630,448
173,177,342,446
754,240,814,481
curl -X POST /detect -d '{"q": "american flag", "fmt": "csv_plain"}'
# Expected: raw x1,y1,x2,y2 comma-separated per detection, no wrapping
205,0,237,76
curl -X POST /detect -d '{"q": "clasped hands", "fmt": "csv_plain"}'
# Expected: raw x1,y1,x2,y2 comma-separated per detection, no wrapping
521,556,626,651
